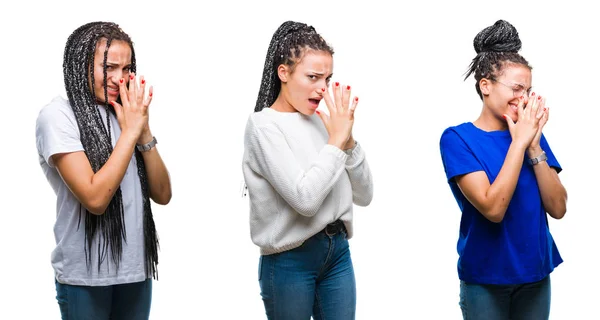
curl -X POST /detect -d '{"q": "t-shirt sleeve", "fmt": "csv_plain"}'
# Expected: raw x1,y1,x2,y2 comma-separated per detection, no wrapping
539,133,562,174
440,128,484,183
35,100,84,168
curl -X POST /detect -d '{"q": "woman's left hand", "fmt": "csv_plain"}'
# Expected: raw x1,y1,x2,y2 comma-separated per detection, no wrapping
527,94,549,157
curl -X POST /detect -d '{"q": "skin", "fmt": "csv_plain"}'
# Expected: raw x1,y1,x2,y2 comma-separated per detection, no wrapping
53,38,172,215
455,64,567,223
271,50,358,150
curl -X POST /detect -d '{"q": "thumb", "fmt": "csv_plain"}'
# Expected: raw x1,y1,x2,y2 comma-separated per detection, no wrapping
315,109,329,126
503,114,515,129
110,101,124,121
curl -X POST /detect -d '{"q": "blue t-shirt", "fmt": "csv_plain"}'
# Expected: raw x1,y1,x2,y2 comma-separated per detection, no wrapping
439,122,563,285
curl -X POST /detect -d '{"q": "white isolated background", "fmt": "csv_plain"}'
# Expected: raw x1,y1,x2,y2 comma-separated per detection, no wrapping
0,0,597,319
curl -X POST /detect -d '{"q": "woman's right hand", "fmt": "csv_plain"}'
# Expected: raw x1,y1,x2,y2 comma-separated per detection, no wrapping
110,73,151,141
504,93,544,150
316,82,358,150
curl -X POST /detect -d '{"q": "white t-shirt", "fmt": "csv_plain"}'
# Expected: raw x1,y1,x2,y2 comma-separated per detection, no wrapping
36,96,147,286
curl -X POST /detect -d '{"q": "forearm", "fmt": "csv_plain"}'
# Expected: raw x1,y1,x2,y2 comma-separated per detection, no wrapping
88,132,138,214
344,142,373,206
528,147,567,219
481,143,526,221
138,133,172,205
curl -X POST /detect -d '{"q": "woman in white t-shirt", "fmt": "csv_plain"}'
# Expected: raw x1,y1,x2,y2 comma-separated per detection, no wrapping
242,21,373,319
35,21,171,319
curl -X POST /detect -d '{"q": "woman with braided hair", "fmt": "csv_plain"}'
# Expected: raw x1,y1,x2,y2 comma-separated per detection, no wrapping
242,21,373,319
35,21,171,319
439,20,567,319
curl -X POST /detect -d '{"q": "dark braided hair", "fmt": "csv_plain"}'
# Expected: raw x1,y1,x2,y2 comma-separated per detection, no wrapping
62,21,159,279
464,20,532,100
254,21,334,112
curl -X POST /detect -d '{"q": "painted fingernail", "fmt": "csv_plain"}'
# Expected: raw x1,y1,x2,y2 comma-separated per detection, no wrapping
335,82,339,87
321,88,325,92
149,92,153,97
537,95,541,100
354,97,359,102
119,79,124,84
347,85,351,90
130,75,134,80
531,92,535,96
544,108,547,111
503,115,507,119
520,96,524,100
109,101,114,106
316,110,320,115
141,79,146,84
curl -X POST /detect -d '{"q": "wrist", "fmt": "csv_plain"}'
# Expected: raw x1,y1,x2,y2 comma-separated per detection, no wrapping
527,146,543,159
343,138,356,150
138,130,153,145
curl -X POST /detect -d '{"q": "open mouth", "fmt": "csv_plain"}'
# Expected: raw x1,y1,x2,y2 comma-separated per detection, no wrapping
309,98,321,109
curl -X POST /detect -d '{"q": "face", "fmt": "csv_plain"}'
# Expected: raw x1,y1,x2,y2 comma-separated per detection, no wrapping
480,64,532,122
90,38,132,104
277,50,333,115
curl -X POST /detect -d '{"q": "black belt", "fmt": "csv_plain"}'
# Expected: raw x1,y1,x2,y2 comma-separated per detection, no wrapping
323,220,346,236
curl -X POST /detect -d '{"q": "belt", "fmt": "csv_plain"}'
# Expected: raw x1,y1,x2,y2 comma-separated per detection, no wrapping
323,220,346,236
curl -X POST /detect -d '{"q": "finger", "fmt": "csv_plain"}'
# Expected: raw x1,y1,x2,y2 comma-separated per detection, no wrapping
144,86,154,110
349,96,359,120
139,75,146,105
528,92,539,119
517,95,525,120
342,84,351,112
118,77,129,107
534,96,545,119
321,85,336,115
333,81,342,111
128,73,136,105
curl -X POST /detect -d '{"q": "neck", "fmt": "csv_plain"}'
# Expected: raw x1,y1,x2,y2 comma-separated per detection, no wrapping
270,93,297,113
473,104,508,132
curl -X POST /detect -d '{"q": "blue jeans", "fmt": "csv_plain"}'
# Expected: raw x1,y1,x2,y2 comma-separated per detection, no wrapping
259,229,356,320
459,276,551,320
55,279,152,320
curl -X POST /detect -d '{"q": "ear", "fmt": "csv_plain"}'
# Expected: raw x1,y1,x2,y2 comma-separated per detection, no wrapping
479,78,492,96
277,64,290,83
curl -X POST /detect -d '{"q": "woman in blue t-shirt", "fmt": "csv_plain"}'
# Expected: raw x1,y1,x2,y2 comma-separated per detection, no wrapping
439,20,567,320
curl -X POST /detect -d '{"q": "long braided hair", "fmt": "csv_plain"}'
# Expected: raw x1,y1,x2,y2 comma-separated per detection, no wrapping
254,21,334,112
464,20,532,100
62,21,159,279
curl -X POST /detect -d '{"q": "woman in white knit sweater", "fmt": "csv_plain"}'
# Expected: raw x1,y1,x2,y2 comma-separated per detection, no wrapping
242,21,373,320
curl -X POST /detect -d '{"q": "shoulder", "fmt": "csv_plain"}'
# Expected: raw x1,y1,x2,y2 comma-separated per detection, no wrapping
36,96,76,126
440,122,472,145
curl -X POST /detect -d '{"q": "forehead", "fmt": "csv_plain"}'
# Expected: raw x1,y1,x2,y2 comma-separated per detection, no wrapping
499,64,532,86
94,38,132,61
295,50,333,72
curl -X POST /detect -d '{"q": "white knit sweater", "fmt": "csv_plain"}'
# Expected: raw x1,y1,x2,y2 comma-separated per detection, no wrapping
242,108,373,255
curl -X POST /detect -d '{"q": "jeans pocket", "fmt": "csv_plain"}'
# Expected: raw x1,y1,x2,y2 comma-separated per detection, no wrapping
258,256,263,281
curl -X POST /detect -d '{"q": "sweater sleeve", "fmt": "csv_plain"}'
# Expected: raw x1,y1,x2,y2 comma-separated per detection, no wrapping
244,119,348,217
344,142,373,206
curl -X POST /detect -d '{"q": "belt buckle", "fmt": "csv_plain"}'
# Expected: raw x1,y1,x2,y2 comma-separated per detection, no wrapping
325,221,340,236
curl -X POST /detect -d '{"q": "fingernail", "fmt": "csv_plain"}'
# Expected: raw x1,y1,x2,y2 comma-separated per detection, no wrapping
109,101,114,106
321,88,325,92
503,115,507,119
531,92,535,97
520,96,524,100
316,110,320,115
335,82,339,87
537,95,541,100
149,92,153,97
544,108,547,111
141,79,146,84
354,97,359,102
347,85,351,90
119,79,124,84
130,75,134,80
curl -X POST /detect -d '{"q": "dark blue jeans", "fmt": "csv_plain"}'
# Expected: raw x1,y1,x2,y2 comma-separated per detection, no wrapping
259,229,356,320
459,276,551,320
55,279,152,320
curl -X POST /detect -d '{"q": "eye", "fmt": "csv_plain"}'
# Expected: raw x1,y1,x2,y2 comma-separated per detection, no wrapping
308,75,317,80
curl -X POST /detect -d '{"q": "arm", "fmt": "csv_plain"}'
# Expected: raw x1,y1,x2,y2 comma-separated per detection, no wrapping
53,131,138,215
527,146,567,219
455,142,526,223
137,131,172,205
344,141,373,206
245,120,347,217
